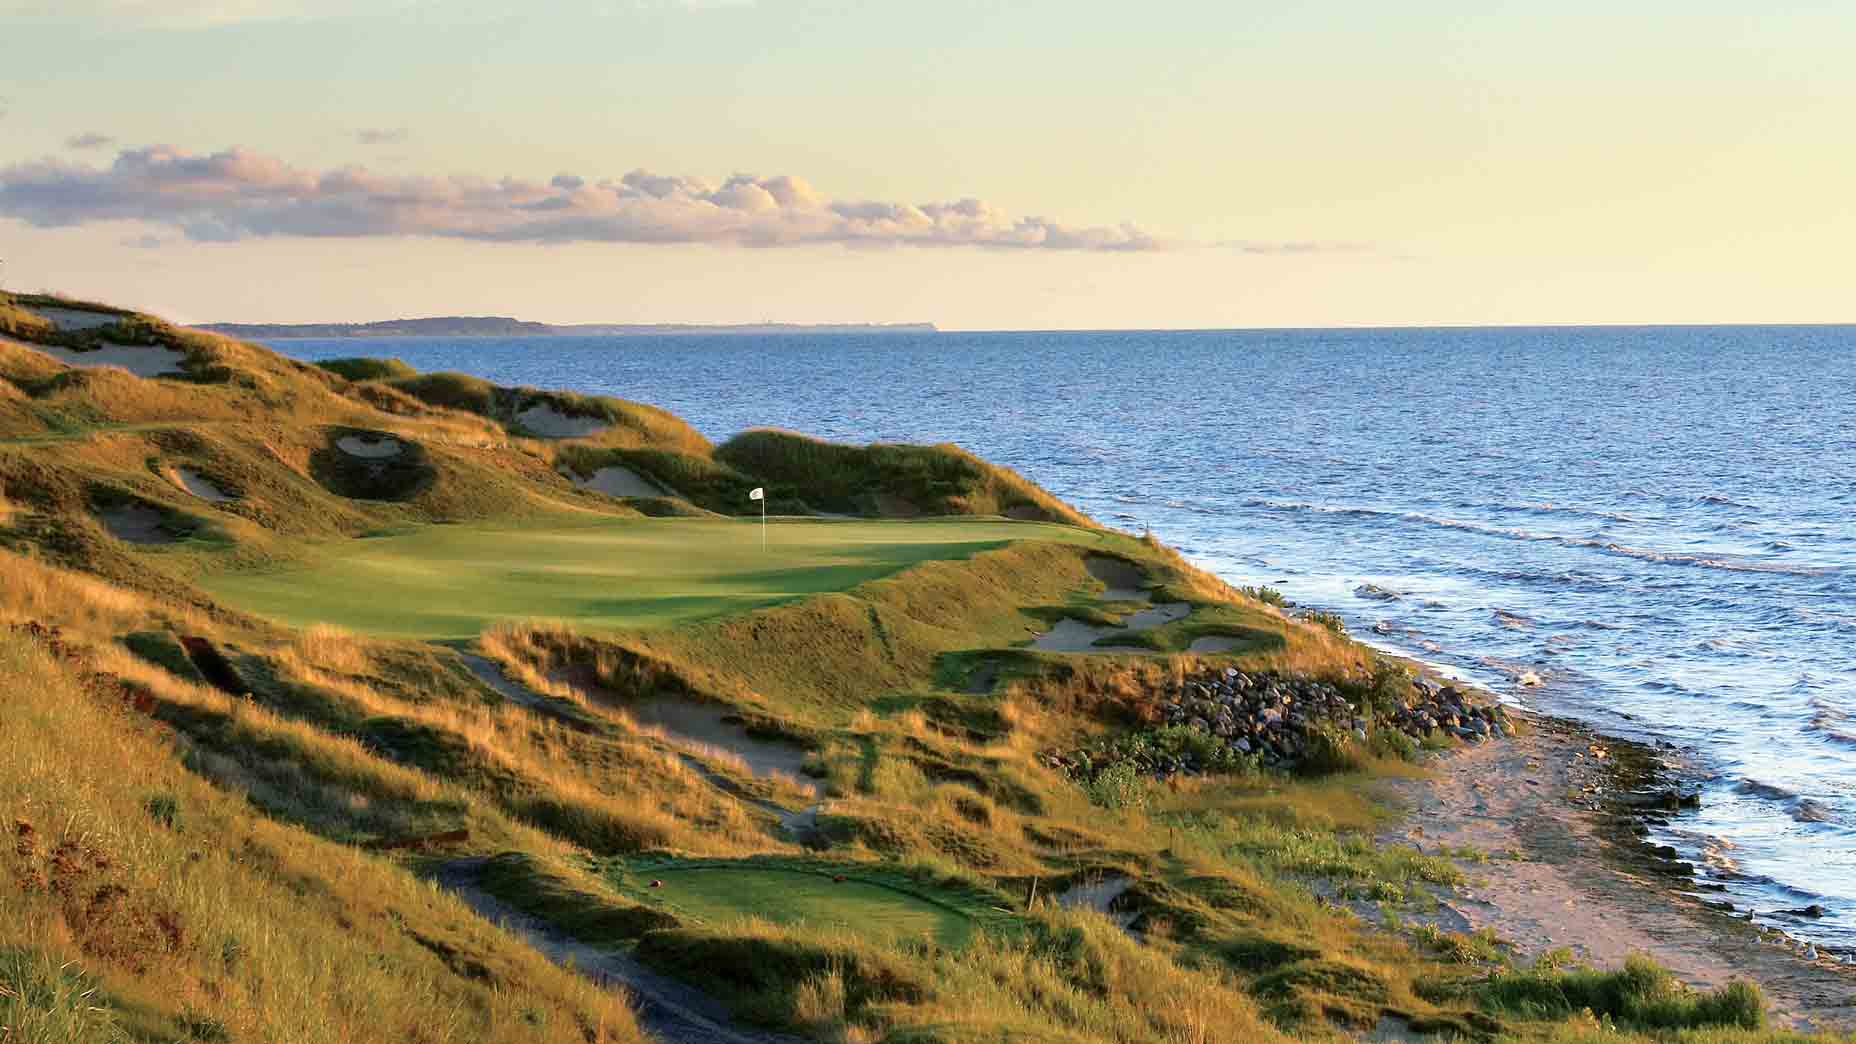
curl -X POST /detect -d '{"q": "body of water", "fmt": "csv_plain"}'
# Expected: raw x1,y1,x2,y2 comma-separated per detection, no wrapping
276,325,1856,949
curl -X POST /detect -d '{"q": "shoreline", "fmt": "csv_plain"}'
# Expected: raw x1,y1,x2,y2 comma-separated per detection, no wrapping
1379,706,1856,1031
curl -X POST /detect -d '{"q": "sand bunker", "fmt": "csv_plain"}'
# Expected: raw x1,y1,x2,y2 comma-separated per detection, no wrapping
1057,875,1139,929
1086,555,1149,601
98,504,174,544
170,467,236,503
32,344,186,378
567,465,671,499
1029,596,1189,654
336,434,403,458
1029,618,1153,654
1122,601,1190,629
1188,635,1244,654
29,307,124,331
517,403,610,439
626,698,818,795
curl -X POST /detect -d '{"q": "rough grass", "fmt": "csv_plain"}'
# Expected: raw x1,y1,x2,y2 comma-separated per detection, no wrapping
716,428,1093,524
0,631,647,1044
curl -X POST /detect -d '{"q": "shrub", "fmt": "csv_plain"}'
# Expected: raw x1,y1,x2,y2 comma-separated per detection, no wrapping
1085,761,1149,810
1297,608,1347,636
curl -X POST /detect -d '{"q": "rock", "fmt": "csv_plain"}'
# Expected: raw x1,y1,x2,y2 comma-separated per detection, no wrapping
1777,904,1828,919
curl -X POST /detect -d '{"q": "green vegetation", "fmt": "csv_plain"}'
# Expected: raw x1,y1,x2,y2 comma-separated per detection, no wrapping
605,855,1008,947
313,356,419,381
0,293,1817,1043
199,516,1111,639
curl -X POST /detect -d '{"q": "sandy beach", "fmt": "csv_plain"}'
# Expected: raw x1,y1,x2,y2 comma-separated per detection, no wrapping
1382,711,1856,1031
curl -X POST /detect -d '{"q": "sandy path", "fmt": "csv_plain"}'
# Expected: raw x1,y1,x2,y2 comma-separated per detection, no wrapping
1380,714,1856,1031
430,859,807,1044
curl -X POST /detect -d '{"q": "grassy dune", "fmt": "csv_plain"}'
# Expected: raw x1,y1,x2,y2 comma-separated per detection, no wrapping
0,292,1809,1043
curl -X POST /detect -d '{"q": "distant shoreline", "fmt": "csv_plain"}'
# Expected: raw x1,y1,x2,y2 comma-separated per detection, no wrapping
201,317,939,339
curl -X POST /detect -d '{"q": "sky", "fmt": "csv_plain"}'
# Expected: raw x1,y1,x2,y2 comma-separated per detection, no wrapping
0,0,1851,330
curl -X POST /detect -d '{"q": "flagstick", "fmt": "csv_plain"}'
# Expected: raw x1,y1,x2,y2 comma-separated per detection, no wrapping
760,495,766,550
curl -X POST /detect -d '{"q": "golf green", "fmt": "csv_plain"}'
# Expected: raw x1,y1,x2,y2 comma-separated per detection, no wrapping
200,515,1106,639
621,865,975,946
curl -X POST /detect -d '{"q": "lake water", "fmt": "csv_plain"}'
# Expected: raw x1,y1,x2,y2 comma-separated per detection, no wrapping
275,325,1856,950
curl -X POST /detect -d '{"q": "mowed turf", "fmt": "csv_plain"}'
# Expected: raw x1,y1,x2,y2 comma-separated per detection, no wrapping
613,862,980,947
200,515,1109,639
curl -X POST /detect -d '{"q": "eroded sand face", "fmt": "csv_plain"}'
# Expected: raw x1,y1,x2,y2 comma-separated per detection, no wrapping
567,465,670,499
517,404,609,438
337,434,403,458
171,467,236,503
32,344,186,378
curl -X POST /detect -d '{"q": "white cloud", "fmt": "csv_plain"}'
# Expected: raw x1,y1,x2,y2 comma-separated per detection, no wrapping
0,144,1164,252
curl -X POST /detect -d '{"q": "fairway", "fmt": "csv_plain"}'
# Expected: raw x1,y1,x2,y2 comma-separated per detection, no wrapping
614,863,979,947
200,516,1106,639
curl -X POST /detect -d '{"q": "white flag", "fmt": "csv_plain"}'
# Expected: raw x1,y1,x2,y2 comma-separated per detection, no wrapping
748,487,764,501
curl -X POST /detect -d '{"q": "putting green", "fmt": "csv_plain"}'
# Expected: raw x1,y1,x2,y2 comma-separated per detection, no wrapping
200,516,1107,639
617,864,977,947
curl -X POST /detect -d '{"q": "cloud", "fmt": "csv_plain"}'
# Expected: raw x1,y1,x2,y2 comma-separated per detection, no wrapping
0,144,1164,252
65,132,116,150
355,127,409,146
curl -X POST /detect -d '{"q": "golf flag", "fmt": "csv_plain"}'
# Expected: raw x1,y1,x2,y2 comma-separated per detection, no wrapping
748,487,764,501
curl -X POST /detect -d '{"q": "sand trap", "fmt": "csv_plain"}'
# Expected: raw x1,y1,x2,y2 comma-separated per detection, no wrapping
31,344,186,378
567,465,671,499
624,697,819,795
337,434,403,458
98,504,173,544
1057,875,1139,929
1030,594,1188,653
517,403,610,439
1189,635,1244,654
459,654,549,709
1123,601,1189,629
1029,618,1152,654
1086,556,1149,601
170,467,236,503
29,307,124,331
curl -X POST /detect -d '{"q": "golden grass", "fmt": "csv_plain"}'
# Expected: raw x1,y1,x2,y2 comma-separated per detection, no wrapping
0,631,648,1044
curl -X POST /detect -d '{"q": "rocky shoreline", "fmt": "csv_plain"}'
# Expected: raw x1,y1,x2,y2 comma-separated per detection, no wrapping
1040,666,1516,781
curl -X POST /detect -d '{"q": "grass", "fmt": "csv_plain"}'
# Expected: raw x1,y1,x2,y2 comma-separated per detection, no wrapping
197,515,1113,639
606,855,995,947
2,291,1840,1044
